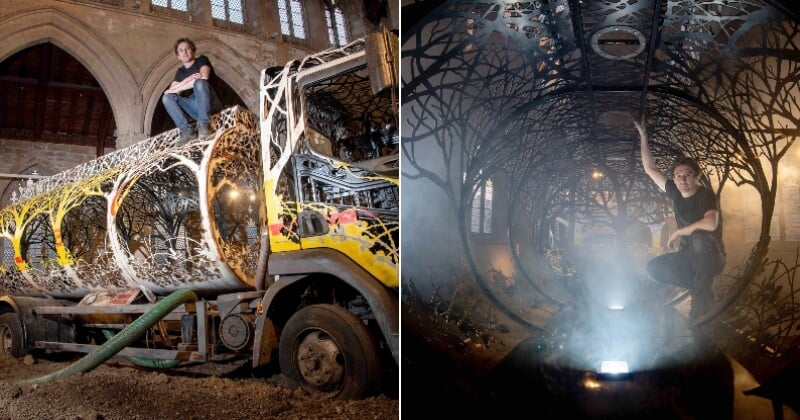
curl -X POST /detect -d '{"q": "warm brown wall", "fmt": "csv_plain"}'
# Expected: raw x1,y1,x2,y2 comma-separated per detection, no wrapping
0,139,99,208
0,0,388,150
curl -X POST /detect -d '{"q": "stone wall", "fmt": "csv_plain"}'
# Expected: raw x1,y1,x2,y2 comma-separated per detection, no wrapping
0,0,393,149
0,138,105,207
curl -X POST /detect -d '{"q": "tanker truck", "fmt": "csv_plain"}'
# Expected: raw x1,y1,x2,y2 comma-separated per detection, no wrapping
0,30,398,399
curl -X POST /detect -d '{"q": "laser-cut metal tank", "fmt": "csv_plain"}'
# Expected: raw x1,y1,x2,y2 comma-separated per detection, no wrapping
0,30,399,400
0,107,264,298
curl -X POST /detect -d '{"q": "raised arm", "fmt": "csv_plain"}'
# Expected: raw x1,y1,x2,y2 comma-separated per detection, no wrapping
634,117,667,192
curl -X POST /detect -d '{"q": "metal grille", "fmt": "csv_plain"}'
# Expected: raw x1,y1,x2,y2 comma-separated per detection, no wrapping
211,0,226,20
152,0,187,12
277,0,291,35
326,6,349,47
211,0,243,24
290,0,305,39
228,0,243,24
277,0,305,39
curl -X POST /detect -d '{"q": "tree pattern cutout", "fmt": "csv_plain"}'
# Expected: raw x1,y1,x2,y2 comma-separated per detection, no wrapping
402,0,800,379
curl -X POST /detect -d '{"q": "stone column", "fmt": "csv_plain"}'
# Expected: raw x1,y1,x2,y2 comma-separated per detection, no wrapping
303,1,328,51
189,0,212,26
388,0,398,31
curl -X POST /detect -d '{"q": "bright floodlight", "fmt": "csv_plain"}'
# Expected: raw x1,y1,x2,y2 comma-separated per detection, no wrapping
608,305,624,310
600,360,629,374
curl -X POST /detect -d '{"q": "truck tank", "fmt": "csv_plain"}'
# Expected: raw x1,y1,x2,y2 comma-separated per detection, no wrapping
0,107,263,299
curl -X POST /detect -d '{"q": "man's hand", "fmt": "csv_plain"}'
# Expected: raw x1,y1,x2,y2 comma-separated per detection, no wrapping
633,116,646,139
165,73,204,94
183,72,203,82
667,230,683,251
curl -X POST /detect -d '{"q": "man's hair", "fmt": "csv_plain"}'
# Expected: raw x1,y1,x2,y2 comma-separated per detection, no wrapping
174,38,196,54
672,155,702,177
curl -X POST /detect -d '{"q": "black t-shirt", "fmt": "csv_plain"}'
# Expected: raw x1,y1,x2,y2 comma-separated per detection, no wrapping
665,179,724,253
173,55,212,93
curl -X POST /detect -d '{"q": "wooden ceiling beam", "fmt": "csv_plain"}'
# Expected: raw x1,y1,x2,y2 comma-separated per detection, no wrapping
0,43,116,149
81,94,96,136
33,43,52,138
67,89,79,135
96,99,112,156
0,127,103,146
0,76,104,91
0,77,7,127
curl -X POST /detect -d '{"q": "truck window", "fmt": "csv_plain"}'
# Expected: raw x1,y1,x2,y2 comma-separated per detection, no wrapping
304,64,397,165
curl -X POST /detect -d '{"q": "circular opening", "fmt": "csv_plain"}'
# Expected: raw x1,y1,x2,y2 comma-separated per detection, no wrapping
590,26,646,60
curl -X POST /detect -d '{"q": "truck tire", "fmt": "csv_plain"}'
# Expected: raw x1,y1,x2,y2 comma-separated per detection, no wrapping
279,304,381,399
0,313,24,358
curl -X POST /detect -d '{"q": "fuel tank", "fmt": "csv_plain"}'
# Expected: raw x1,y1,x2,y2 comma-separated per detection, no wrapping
0,107,264,299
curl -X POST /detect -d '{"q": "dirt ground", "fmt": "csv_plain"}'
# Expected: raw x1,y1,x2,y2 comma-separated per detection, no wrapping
0,352,398,420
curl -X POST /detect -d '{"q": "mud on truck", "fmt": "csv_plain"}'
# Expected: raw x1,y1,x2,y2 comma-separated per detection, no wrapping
0,30,399,399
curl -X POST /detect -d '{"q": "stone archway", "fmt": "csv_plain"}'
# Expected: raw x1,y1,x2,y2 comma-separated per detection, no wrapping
0,8,141,146
141,37,262,137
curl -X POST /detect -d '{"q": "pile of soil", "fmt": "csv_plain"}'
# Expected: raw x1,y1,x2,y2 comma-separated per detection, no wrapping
0,352,398,419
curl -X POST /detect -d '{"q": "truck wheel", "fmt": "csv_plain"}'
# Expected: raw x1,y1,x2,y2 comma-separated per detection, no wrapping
0,313,24,357
279,304,381,399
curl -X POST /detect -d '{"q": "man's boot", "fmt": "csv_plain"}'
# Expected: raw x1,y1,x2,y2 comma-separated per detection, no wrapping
689,290,713,322
198,122,211,138
175,128,194,146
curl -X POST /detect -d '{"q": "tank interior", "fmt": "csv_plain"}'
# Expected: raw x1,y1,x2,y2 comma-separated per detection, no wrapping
402,1,800,418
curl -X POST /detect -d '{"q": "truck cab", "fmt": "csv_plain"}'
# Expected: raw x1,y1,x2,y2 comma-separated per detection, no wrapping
253,30,399,397
0,30,398,400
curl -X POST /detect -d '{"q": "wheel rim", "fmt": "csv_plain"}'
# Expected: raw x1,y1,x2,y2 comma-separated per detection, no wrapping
0,324,12,354
295,330,345,391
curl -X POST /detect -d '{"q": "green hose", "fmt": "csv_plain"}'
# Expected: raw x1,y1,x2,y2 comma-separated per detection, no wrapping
101,330,180,369
18,289,198,386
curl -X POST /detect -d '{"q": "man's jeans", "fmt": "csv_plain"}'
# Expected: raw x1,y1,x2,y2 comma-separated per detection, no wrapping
647,231,725,319
162,79,212,131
